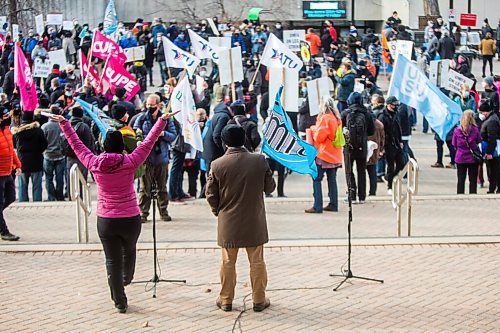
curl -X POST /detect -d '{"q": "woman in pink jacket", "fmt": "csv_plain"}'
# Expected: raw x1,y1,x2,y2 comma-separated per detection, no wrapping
51,110,177,313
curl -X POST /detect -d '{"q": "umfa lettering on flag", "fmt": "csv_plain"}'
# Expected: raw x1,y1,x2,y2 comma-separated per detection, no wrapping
261,33,303,70
162,36,200,76
262,87,318,179
388,55,462,141
188,30,220,64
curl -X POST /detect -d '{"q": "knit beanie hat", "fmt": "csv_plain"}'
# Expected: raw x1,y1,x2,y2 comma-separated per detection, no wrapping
230,99,245,115
111,104,127,120
221,124,246,147
103,130,125,153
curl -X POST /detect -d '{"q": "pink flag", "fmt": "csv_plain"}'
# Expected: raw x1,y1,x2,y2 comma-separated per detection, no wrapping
80,51,102,93
101,58,140,101
0,35,4,50
91,30,127,64
14,44,38,111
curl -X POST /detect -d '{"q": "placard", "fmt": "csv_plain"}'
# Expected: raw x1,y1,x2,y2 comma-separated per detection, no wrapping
124,46,145,62
208,36,231,50
0,16,7,31
219,46,243,86
283,30,305,52
389,40,414,60
269,68,299,112
195,75,205,94
48,49,67,68
12,24,19,38
444,70,474,95
35,14,44,35
46,13,63,26
467,32,480,45
429,59,451,87
62,20,74,31
300,41,311,66
307,77,330,116
33,58,52,78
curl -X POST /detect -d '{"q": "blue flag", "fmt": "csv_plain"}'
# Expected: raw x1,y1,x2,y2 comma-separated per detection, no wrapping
388,55,462,141
262,87,318,179
76,98,111,137
103,0,118,36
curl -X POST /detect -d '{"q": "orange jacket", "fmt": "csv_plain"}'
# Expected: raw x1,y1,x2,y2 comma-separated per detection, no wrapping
311,113,343,165
305,33,322,56
0,125,22,176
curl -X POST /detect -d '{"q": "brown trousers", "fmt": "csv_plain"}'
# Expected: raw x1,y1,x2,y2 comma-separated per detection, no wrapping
219,245,267,305
138,163,169,218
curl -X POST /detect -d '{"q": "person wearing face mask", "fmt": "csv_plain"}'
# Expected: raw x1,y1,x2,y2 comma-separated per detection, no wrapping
478,99,500,193
305,28,322,57
47,30,62,51
424,20,435,44
480,19,494,40
57,83,76,109
64,64,80,88
231,29,246,54
242,59,261,95
377,96,405,194
481,77,500,114
455,55,470,77
251,26,267,56
454,85,477,112
272,22,283,41
0,107,21,241
133,94,177,222
119,31,138,49
346,27,362,63
427,30,441,60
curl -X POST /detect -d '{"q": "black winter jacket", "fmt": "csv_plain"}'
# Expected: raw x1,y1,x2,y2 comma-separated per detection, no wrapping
12,122,48,172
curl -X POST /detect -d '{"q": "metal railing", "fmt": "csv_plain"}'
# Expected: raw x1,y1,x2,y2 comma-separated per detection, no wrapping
69,164,92,243
391,158,419,237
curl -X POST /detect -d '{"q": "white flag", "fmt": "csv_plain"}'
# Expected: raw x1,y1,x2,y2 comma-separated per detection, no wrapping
171,78,204,152
103,0,118,35
261,33,303,71
188,30,220,63
162,36,200,77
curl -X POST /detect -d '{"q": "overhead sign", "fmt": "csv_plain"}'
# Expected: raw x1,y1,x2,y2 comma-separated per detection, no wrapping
124,46,145,62
302,1,347,19
283,30,305,52
460,13,477,27
448,9,456,23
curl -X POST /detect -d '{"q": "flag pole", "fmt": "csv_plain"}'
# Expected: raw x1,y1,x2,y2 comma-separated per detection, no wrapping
165,69,187,113
97,53,111,91
315,79,320,105
229,48,236,102
281,67,286,109
249,61,261,91
84,30,96,83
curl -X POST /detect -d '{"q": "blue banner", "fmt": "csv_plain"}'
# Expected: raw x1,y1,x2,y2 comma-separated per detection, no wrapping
76,98,111,137
262,87,318,179
388,55,462,141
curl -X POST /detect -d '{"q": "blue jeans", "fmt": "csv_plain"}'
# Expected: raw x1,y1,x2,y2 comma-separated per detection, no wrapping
18,171,43,202
44,158,65,201
377,158,386,177
422,116,429,133
312,166,338,212
168,149,186,200
158,61,168,85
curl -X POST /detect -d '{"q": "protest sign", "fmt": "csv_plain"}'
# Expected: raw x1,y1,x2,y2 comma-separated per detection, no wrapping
12,24,19,38
48,49,67,68
33,58,52,78
219,46,243,86
35,15,44,35
269,68,299,112
283,30,305,52
208,36,231,50
62,20,74,31
444,70,474,95
124,46,145,62
46,14,63,26
300,41,311,66
429,59,451,87
307,77,330,116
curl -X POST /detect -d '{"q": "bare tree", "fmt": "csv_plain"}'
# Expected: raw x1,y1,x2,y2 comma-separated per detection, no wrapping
423,0,440,16
0,0,38,27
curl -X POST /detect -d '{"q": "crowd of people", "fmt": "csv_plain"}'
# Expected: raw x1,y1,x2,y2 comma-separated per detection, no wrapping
0,11,500,312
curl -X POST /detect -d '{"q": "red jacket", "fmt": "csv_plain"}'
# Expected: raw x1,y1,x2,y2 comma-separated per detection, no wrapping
0,125,22,176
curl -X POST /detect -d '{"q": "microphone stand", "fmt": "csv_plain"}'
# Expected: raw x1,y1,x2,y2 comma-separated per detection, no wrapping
132,183,186,298
330,129,383,291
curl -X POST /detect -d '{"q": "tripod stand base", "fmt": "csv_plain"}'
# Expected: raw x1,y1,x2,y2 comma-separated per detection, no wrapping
132,275,186,298
330,270,383,291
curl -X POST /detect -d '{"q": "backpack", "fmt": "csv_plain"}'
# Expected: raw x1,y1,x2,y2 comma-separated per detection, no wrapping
346,111,366,151
60,122,83,158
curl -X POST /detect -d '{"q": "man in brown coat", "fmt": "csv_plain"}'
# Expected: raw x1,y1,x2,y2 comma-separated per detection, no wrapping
206,124,276,312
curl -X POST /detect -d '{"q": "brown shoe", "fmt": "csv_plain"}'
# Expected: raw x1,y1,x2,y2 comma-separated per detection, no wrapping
253,298,271,312
216,298,232,312
304,207,321,214
323,205,338,212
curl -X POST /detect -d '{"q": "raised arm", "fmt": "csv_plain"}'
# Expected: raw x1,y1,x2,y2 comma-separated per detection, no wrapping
59,120,96,169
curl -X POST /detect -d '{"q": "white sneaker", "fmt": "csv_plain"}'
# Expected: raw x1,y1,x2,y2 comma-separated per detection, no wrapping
387,189,393,195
